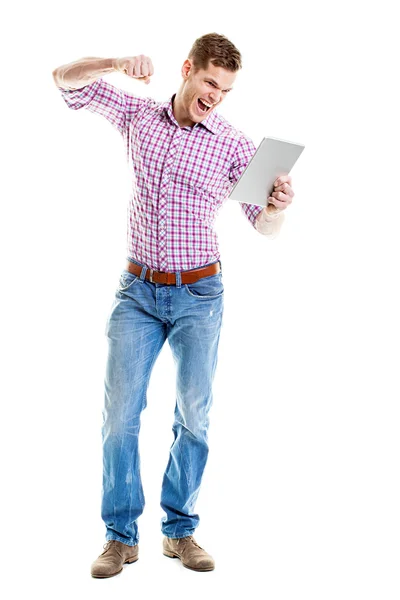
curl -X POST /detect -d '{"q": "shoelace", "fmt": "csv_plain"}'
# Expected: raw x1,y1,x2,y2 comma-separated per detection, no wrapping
178,536,204,550
102,540,113,552
101,540,123,558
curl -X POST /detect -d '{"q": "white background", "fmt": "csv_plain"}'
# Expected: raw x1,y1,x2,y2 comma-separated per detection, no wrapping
2,0,399,598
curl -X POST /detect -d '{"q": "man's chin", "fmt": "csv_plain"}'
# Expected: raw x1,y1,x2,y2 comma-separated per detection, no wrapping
188,110,203,123
192,109,210,122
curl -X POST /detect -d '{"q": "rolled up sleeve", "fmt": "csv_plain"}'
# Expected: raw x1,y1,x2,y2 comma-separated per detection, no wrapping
229,135,264,228
57,78,153,135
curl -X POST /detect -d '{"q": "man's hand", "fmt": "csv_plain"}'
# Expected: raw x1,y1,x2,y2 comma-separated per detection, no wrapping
264,175,295,219
113,55,154,84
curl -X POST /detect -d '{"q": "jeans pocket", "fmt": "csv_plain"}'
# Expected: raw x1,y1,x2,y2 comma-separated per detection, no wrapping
117,269,140,292
184,272,224,299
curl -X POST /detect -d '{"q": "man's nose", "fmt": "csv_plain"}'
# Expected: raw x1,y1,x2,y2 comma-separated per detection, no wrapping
210,91,222,104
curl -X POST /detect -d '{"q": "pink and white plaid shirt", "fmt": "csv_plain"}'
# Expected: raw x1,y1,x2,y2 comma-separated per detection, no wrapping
57,78,264,272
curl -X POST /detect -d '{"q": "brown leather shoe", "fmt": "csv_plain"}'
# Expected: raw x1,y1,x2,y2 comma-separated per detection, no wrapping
91,539,139,578
163,535,215,571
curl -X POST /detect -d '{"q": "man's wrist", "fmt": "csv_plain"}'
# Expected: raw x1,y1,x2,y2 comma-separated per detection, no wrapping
255,207,285,236
259,204,282,222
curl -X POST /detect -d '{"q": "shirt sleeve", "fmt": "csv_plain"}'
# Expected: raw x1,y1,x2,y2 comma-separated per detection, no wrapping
57,78,153,135
229,134,265,228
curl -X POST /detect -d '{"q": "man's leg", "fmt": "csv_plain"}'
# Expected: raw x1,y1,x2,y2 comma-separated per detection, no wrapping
101,269,167,546
160,270,224,538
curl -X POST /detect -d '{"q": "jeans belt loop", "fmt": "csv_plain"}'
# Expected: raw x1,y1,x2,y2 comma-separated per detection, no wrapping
149,268,154,283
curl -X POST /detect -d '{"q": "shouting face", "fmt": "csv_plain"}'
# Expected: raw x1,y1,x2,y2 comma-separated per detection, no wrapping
173,59,237,128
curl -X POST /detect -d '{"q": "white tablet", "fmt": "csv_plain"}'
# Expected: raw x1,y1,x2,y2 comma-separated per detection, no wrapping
229,136,305,207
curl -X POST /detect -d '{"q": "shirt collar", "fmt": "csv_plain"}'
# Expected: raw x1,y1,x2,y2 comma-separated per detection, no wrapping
160,93,220,135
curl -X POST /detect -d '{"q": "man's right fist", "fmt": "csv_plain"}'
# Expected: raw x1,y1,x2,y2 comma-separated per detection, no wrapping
113,55,154,84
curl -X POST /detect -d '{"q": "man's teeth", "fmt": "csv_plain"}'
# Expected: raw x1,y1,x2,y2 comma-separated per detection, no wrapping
200,99,213,108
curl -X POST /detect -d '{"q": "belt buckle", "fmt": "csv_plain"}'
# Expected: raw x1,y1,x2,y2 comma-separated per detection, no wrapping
149,268,154,283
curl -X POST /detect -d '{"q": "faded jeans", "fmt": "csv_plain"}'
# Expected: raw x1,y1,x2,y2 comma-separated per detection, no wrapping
101,257,224,546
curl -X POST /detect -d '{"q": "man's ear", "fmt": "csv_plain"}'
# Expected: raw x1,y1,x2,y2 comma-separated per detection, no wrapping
182,59,192,79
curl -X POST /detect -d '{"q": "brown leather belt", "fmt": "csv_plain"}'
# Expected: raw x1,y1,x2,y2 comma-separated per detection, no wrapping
125,260,221,285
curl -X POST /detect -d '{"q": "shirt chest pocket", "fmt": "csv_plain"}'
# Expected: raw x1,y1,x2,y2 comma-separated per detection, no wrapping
173,154,231,207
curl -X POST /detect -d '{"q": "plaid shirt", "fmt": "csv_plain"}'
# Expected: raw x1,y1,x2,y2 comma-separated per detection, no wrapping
57,78,264,271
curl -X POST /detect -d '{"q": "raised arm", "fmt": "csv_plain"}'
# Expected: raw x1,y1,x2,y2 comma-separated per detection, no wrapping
52,57,117,90
52,55,154,90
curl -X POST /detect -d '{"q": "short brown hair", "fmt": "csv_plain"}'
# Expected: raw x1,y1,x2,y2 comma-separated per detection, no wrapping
187,32,242,73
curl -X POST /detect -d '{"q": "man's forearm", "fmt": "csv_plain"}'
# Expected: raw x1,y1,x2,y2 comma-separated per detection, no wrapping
52,57,117,90
255,206,285,237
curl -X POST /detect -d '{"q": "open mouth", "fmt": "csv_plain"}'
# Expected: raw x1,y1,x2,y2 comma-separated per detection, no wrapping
197,98,212,114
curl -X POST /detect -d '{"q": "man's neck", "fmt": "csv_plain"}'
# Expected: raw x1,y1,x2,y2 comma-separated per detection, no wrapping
172,94,195,128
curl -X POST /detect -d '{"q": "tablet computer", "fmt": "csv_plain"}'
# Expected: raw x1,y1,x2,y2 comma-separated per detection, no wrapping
229,136,305,207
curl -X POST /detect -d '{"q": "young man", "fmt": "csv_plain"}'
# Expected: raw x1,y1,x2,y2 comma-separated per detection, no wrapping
52,32,294,578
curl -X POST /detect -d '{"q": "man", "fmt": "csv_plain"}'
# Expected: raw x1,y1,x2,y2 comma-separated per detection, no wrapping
52,32,294,578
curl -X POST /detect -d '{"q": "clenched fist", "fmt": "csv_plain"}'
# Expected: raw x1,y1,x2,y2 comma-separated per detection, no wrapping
113,55,154,84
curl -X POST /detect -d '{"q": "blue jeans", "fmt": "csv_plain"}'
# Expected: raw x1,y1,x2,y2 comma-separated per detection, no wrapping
101,257,224,546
